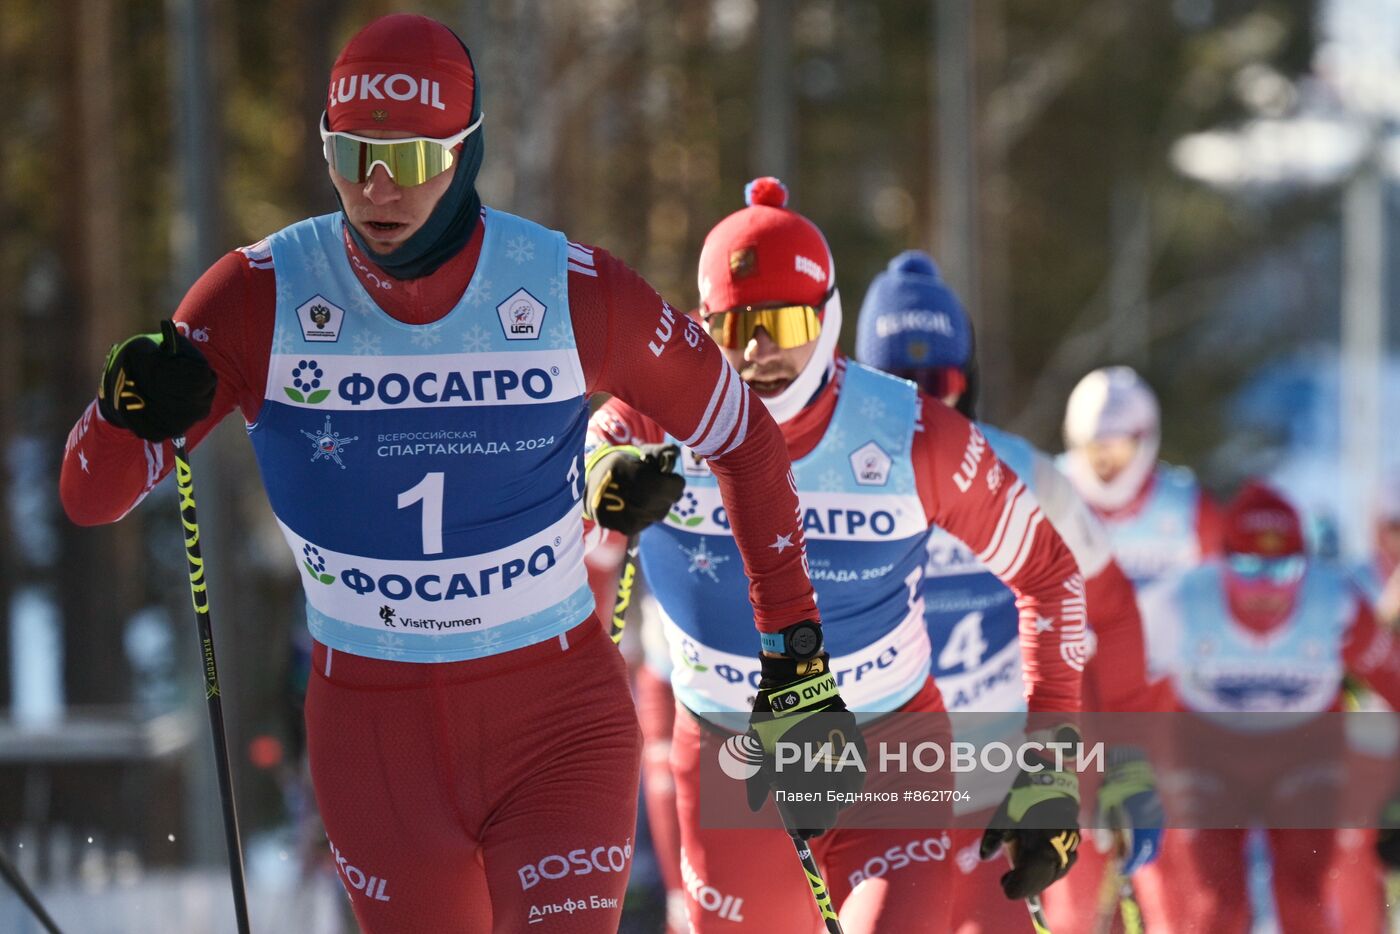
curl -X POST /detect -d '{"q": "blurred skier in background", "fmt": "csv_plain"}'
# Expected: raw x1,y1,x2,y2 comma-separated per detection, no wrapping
855,251,1164,934
1137,482,1400,933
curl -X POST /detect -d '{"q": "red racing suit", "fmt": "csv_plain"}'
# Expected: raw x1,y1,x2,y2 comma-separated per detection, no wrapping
590,357,1086,933
1134,563,1400,934
59,215,820,933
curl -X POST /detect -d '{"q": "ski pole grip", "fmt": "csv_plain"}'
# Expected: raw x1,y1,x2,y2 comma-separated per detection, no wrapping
161,318,180,355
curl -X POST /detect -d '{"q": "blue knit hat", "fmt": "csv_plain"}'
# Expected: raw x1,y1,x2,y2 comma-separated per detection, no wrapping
855,251,971,371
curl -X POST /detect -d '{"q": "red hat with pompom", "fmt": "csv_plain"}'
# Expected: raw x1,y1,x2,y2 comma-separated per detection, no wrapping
327,14,477,138
697,177,834,314
1224,482,1305,557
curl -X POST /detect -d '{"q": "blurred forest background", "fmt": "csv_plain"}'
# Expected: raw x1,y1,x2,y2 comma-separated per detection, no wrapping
7,0,1400,929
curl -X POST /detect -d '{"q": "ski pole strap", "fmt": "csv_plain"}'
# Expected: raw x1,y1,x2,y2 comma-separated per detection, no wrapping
789,833,844,934
584,442,642,478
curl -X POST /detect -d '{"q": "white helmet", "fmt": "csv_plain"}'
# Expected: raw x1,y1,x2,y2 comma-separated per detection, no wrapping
1062,366,1161,511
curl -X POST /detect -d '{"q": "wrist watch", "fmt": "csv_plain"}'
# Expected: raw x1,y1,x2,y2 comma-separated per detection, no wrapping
760,621,824,661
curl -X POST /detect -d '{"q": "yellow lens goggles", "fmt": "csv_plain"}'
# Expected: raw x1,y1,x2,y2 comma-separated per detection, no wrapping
704,304,823,350
319,112,484,187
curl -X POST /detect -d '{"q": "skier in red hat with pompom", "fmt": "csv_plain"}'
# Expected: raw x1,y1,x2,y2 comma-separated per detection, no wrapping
587,177,1091,931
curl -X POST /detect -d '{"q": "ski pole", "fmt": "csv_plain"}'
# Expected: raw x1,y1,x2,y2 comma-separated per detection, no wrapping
1101,868,1144,933
1094,830,1147,934
1025,893,1053,934
1006,845,1054,934
789,832,844,934
608,535,640,644
0,845,63,934
167,322,251,934
1097,830,1145,934
1094,848,1120,934
606,445,676,644
1118,876,1145,934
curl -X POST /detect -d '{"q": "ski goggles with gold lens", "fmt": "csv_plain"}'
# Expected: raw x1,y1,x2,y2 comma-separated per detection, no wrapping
703,303,825,350
319,112,485,186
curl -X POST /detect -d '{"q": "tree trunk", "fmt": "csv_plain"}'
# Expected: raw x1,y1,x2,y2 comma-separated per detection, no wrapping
55,0,138,708
0,0,20,711
294,0,341,218
753,0,794,181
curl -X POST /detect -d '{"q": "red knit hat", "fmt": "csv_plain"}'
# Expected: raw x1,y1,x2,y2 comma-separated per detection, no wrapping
327,14,477,138
697,177,834,314
1224,482,1305,557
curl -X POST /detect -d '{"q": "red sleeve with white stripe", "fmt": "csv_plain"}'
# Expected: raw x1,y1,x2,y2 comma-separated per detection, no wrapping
1020,453,1152,711
1343,590,1400,710
60,249,273,526
1082,560,1161,712
571,246,819,632
912,398,1085,714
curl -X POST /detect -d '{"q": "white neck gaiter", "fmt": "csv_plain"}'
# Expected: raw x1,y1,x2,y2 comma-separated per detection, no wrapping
756,289,844,425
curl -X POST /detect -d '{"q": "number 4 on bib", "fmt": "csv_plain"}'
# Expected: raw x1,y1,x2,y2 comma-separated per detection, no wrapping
939,611,987,673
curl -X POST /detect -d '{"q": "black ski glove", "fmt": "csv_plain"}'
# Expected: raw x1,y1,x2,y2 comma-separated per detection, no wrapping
583,442,684,536
742,652,867,839
98,319,216,442
979,730,1082,900
1379,829,1400,869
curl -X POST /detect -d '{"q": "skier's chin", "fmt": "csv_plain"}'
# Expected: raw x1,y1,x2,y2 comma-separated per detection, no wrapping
744,376,793,397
